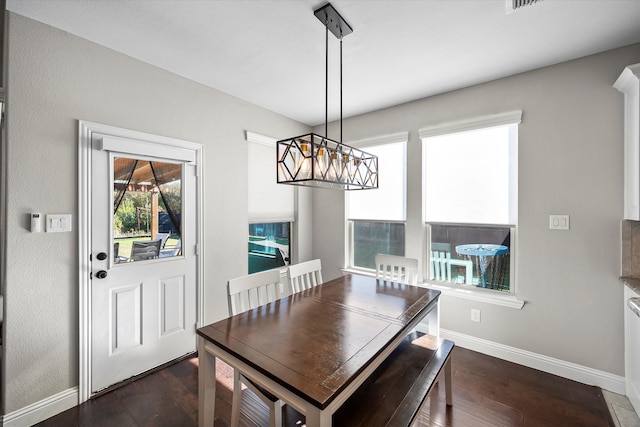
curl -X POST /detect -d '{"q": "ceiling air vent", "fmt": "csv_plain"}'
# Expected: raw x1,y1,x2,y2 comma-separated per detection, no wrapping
507,0,543,13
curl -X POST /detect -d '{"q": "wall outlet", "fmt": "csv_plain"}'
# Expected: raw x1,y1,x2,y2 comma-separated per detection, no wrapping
471,308,481,323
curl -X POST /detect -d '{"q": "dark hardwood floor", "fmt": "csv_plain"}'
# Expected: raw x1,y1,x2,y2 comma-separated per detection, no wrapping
35,347,614,427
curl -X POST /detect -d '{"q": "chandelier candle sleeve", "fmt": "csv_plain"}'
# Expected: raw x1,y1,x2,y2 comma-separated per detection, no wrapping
277,133,378,190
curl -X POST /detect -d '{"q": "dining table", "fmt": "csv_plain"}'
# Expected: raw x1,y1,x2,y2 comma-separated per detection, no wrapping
197,273,441,427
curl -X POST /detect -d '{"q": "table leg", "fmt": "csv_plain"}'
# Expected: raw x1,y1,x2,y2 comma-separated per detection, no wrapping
198,335,216,427
304,406,333,427
444,354,453,406
425,298,440,337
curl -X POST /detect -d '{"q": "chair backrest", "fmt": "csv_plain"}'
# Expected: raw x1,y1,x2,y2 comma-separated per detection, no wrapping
430,250,473,285
154,232,171,248
227,269,285,315
159,238,181,257
375,254,418,286
130,239,162,261
288,259,323,293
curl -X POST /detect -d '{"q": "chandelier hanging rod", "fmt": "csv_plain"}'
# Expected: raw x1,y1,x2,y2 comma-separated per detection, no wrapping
314,3,353,141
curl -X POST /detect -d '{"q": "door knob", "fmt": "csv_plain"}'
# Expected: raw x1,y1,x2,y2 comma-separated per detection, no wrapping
96,270,108,279
96,252,108,261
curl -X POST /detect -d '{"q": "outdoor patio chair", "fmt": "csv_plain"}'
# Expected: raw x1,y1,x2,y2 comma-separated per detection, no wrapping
159,238,181,258
130,239,162,261
154,232,170,249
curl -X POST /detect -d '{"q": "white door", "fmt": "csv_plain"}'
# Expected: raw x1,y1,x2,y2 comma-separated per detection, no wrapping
89,131,200,393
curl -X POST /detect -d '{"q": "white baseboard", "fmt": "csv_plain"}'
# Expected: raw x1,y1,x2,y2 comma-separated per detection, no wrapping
441,329,626,394
1,387,78,427
628,377,640,417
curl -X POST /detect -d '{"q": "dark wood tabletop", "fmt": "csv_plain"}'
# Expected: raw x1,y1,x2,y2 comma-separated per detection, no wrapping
197,273,440,411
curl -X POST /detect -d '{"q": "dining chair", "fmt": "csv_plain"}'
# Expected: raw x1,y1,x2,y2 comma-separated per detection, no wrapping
287,259,323,293
375,254,418,286
227,269,287,427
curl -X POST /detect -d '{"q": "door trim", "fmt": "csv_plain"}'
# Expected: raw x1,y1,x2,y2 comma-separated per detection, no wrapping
78,120,205,403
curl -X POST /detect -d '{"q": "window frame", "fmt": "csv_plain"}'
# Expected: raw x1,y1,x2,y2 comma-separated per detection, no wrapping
246,131,296,274
344,132,409,272
420,112,523,307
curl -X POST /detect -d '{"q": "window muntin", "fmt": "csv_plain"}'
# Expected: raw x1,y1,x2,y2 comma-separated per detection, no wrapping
248,222,291,274
347,139,407,270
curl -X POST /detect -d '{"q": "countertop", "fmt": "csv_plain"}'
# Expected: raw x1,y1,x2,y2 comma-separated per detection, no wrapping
620,276,640,295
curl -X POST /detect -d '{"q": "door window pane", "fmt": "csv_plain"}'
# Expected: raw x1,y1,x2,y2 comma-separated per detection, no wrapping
113,158,182,263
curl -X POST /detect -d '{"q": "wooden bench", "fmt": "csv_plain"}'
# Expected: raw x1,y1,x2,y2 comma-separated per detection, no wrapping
333,331,454,426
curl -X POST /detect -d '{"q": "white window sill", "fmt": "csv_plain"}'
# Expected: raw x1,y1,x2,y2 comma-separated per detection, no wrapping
342,268,525,309
423,281,525,309
342,267,376,278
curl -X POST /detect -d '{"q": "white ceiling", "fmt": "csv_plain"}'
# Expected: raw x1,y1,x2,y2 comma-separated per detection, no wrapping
7,0,640,126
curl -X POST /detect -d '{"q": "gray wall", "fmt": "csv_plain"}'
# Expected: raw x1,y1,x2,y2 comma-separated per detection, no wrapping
3,13,310,413
313,43,640,376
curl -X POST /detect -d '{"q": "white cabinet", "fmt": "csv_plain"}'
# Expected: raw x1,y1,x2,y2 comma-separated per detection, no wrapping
625,285,640,416
615,64,640,220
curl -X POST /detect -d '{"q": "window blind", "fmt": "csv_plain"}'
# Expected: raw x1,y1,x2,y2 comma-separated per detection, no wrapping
347,137,407,221
423,121,518,225
247,132,294,222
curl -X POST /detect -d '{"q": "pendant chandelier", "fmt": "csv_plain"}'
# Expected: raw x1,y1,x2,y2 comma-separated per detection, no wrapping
277,3,378,191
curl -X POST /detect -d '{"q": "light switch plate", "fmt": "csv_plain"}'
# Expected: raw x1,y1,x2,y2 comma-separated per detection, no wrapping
46,214,72,232
549,214,570,230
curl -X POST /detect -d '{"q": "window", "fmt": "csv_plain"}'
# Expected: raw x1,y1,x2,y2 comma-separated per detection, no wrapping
347,133,407,270
421,112,520,292
247,132,294,273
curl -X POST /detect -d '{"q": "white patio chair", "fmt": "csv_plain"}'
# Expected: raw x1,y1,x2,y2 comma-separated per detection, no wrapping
159,238,181,258
430,250,473,285
227,269,287,427
287,259,323,293
154,232,170,249
375,254,418,286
